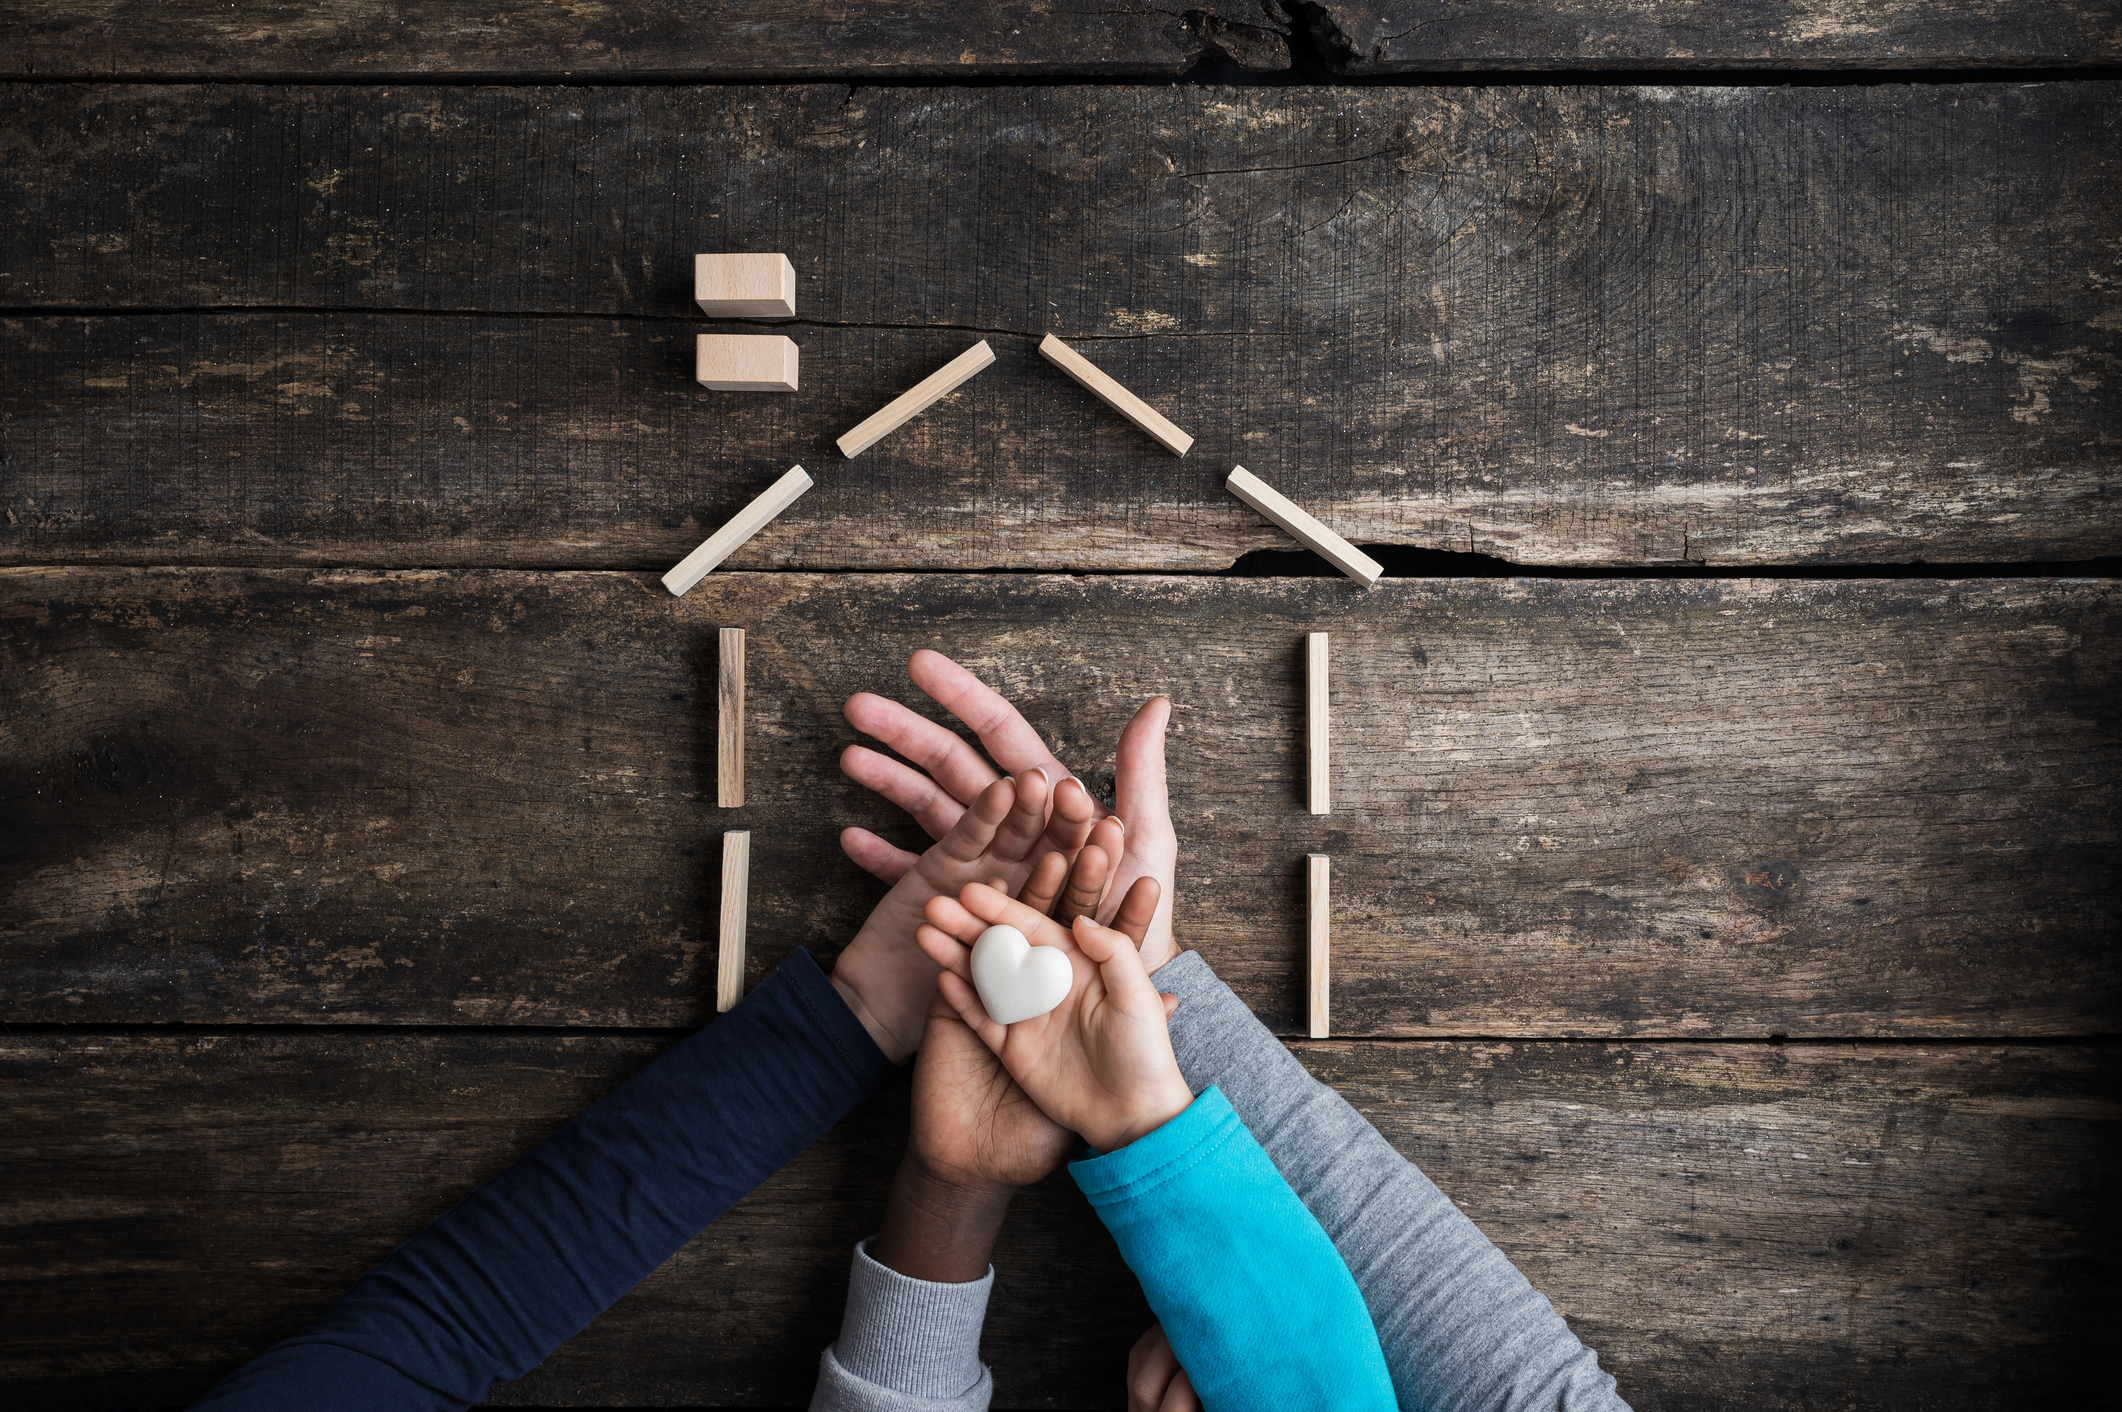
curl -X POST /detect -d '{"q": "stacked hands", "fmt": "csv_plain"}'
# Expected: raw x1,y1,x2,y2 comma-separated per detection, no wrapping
827,650,1201,1410
190,648,1607,1412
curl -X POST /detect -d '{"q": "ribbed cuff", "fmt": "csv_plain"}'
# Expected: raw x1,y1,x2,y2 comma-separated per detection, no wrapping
829,1238,993,1400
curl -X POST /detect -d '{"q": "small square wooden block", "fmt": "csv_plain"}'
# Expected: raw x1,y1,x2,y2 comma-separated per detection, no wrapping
697,334,799,392
694,253,796,317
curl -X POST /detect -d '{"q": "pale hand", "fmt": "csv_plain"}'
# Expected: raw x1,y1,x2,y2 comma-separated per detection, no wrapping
839,650,1180,972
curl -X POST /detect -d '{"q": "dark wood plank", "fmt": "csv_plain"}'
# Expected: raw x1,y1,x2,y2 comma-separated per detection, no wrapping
5,83,2117,568
4,569,2115,1035
2,1033,2110,1407
0,2,1293,81
1304,0,2122,70
5,0,2115,77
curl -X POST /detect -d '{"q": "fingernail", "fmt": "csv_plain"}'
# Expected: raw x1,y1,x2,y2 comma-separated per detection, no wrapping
1032,767,1049,788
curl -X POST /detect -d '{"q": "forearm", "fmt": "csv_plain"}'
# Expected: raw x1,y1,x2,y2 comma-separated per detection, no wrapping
872,1156,1014,1284
1072,1088,1395,1412
810,1161,1005,1412
1156,950,1629,1412
197,948,894,1412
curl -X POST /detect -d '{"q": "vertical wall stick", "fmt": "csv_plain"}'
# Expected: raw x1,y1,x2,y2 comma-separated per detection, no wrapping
1306,631,1330,815
718,831,751,1013
1307,854,1331,1039
718,628,745,807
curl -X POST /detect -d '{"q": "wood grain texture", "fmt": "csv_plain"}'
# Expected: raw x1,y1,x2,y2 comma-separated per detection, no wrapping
3,84,2117,568
0,0,1294,81
1306,853,1331,1037
719,626,745,808
3,569,2115,1035
717,830,749,1013
1306,631,1330,814
2,1033,2110,1407
1304,0,2122,70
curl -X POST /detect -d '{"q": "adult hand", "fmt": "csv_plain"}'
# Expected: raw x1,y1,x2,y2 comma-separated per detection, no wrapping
918,878,1188,1155
829,771,1058,1064
840,651,1180,972
1127,1325,1199,1412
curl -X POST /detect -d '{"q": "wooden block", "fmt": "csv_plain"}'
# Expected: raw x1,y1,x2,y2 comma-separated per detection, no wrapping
661,465,812,597
718,627,744,807
1036,333,1193,456
693,253,796,318
836,340,996,458
717,830,750,1012
1307,853,1330,1039
1306,631,1329,815
695,334,798,392
1226,467,1384,588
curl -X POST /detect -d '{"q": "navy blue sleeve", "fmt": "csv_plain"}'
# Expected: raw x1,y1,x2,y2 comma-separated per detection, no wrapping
193,947,895,1411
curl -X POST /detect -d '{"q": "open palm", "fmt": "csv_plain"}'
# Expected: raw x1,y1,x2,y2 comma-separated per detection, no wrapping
840,651,1180,972
918,879,1188,1155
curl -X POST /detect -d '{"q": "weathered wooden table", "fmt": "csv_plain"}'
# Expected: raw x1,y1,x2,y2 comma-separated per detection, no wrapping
3,5,2118,1407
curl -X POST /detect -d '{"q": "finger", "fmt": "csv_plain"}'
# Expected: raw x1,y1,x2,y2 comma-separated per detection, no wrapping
1163,1366,1199,1412
845,690,1004,812
936,777,1016,867
839,745,966,842
1110,877,1162,948
1128,1325,1181,1412
1051,774,1102,850
1057,844,1111,926
921,892,987,945
990,766,1054,863
935,968,1010,1054
1071,913,1161,1007
1162,992,1179,1019
1018,852,1071,917
916,921,976,981
908,650,1073,784
957,881,1078,951
1113,696,1174,837
839,826,920,886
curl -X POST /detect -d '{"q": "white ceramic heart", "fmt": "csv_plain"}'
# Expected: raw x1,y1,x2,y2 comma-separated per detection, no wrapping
969,923,1072,1025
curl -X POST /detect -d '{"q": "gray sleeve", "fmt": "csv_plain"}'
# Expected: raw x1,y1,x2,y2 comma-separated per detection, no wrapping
1156,950,1629,1412
808,1239,995,1412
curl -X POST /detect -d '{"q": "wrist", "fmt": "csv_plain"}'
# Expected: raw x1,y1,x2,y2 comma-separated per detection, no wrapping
1086,1076,1194,1154
871,1153,1016,1284
828,953,921,1065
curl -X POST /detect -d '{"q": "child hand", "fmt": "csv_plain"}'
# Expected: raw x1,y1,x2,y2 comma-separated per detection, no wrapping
918,877,1189,1155
903,988,1073,1195
1127,1325,1199,1412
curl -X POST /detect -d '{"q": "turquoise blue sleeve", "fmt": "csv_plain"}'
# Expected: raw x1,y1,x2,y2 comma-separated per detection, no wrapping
1069,1086,1396,1412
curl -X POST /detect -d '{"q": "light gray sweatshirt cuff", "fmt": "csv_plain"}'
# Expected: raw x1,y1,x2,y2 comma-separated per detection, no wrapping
809,1238,994,1412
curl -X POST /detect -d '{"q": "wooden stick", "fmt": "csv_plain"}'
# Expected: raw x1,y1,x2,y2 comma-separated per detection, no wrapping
1306,632,1329,815
836,341,996,458
717,830,750,1012
1307,853,1330,1039
661,465,812,597
718,628,744,807
1037,334,1194,456
1225,466,1384,588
